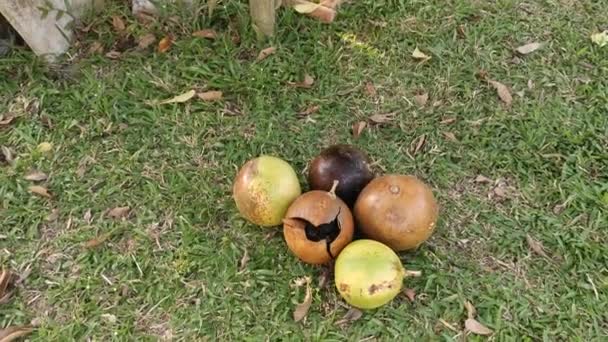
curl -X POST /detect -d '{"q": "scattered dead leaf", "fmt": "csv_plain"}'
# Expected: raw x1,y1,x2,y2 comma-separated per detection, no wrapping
137,33,156,50
364,82,377,97
411,135,426,155
439,319,459,332
239,249,250,271
101,313,117,324
222,102,243,116
157,90,196,105
0,269,13,304
414,93,428,107
297,105,320,117
336,307,363,325
474,175,492,184
24,170,48,181
83,209,93,224
256,46,276,61
293,2,322,13
84,233,111,249
40,114,53,129
105,50,122,59
516,42,542,55
404,288,416,302
464,300,476,319
288,74,315,88
107,206,130,219
318,267,329,288
526,234,550,259
465,318,493,335
369,112,396,124
28,186,51,198
0,325,34,342
158,36,173,53
456,25,466,39
412,47,431,61
46,208,59,222
1,146,13,165
293,277,312,322
488,80,513,106
0,113,16,127
112,16,126,32
440,117,456,125
197,91,223,102
442,131,458,142
192,29,218,39
352,121,366,139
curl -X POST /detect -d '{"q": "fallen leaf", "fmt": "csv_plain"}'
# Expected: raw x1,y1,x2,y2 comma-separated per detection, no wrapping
0,113,15,127
516,42,542,55
465,318,493,335
352,121,366,139
222,102,243,116
492,185,507,198
24,170,48,181
83,209,92,224
137,33,156,50
105,50,122,59
464,300,476,319
158,36,173,53
318,267,329,288
488,80,513,106
553,203,566,215
84,233,111,249
412,47,431,61
107,206,130,219
192,29,218,39
369,112,396,124
404,288,416,302
292,276,310,288
474,175,492,183
440,117,456,125
289,74,315,88
456,25,466,39
239,249,250,271
0,325,34,341
527,79,534,89
39,114,53,129
197,91,223,102
293,2,322,13
101,313,117,324
442,131,458,142
1,146,13,165
28,186,51,198
0,269,13,304
414,93,428,106
364,82,377,97
37,142,53,153
46,209,59,221
293,278,312,322
157,90,196,105
411,134,426,155
526,234,550,259
591,31,608,47
297,105,320,117
336,307,363,325
439,319,459,332
112,16,126,32
256,46,276,61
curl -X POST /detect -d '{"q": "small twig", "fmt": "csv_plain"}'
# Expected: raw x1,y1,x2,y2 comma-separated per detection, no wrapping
405,270,422,277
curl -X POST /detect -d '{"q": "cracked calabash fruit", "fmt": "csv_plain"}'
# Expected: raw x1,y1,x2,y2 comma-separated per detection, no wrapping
283,181,354,265
233,156,301,227
354,175,438,251
334,239,420,309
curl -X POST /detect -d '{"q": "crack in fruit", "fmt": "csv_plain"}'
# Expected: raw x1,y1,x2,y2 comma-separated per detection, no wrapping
297,207,342,258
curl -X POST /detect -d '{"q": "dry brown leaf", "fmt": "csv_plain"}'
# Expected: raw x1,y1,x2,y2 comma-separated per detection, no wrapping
440,117,456,125
158,36,173,53
112,16,126,32
40,114,53,129
411,134,426,155
0,113,16,127
83,209,93,224
364,82,377,97
0,325,34,342
438,319,459,332
526,234,550,259
464,300,476,319
404,288,416,302
369,112,396,124
1,146,13,165
239,249,250,271
489,80,513,106
192,29,218,39
293,278,312,322
24,170,48,181
107,206,130,219
28,186,51,198
336,307,363,325
414,93,428,107
293,2,322,13
83,233,111,249
105,50,122,59
516,42,542,55
475,175,492,184
412,47,431,61
465,318,493,335
256,46,276,61
158,90,196,105
197,91,223,102
137,33,156,50
0,269,13,304
297,105,320,117
442,131,458,142
289,74,315,88
352,121,366,139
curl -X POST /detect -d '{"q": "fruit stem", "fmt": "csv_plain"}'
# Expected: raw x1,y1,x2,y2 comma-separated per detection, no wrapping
404,270,422,278
328,180,339,198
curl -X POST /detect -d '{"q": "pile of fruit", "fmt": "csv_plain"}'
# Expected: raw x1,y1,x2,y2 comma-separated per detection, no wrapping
233,144,438,310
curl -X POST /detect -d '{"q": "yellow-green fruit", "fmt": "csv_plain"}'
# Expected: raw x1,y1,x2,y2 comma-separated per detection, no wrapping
233,156,302,227
334,239,406,309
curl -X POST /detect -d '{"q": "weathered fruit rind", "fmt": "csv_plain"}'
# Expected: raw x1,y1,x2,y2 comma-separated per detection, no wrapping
334,239,405,309
233,155,302,227
354,174,438,251
283,190,354,265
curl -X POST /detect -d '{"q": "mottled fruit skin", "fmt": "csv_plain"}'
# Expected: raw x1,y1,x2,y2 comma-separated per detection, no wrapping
334,239,405,309
308,144,374,208
233,156,301,226
283,191,354,265
354,175,438,251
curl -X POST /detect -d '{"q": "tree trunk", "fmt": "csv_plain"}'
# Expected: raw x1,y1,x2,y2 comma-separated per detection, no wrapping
249,0,276,38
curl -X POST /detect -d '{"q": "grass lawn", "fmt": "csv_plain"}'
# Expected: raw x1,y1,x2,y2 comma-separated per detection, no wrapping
1,0,607,340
